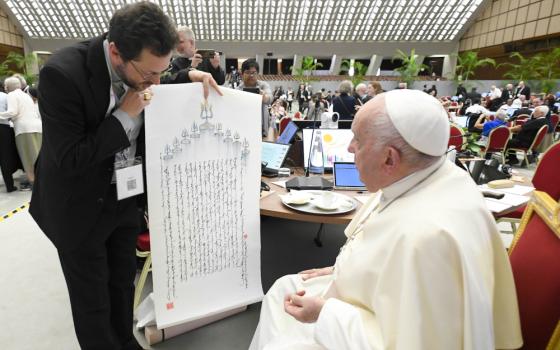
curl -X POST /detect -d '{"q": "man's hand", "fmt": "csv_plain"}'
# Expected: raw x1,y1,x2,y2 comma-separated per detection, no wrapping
284,290,326,323
119,88,153,117
298,266,333,281
210,52,221,69
188,70,223,99
190,53,203,68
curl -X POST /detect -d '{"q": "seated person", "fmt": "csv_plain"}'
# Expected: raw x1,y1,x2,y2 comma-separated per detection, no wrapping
497,98,513,112
474,110,507,146
250,90,522,350
511,101,532,119
507,105,549,165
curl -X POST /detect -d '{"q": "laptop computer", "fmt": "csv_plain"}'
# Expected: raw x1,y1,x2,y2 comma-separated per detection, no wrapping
333,162,367,191
277,120,298,144
261,141,291,177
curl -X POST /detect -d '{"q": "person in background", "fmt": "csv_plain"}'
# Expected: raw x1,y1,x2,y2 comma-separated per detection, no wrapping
0,79,22,192
501,83,514,101
296,83,309,114
249,89,522,350
474,110,508,147
236,59,272,137
507,105,549,165
332,80,356,120
164,26,225,85
515,81,530,100
353,83,368,110
367,81,383,99
455,83,467,101
286,87,294,112
0,77,42,190
396,82,407,89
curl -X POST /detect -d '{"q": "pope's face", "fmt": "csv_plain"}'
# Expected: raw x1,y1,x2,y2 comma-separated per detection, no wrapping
348,98,388,192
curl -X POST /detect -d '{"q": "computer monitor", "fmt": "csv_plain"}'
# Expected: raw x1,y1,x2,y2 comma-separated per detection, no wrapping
293,120,353,129
333,162,366,190
261,142,291,172
276,120,298,144
302,129,354,170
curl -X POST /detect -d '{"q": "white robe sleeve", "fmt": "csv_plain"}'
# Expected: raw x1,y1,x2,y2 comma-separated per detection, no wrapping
313,298,375,350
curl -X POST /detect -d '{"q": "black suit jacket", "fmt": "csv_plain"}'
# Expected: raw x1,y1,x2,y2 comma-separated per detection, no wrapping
515,86,530,100
30,34,134,252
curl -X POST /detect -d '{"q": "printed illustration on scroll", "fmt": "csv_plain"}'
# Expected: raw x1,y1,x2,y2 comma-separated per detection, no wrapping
145,83,263,328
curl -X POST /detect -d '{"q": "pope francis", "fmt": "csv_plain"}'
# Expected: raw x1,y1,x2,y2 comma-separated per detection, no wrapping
250,89,523,350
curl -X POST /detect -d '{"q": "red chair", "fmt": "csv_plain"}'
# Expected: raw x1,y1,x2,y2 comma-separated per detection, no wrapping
293,111,302,120
448,124,466,151
278,116,291,135
550,114,559,141
134,230,152,310
497,141,560,230
479,126,510,164
508,191,560,350
506,125,549,167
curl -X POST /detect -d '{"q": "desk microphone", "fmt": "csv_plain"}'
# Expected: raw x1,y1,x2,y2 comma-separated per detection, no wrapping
285,111,333,191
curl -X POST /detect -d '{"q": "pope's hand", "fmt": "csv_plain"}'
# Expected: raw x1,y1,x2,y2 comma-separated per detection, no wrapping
188,70,223,100
299,266,333,281
284,290,325,323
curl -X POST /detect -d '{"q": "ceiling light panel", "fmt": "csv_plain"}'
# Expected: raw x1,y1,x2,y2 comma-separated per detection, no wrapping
5,0,483,41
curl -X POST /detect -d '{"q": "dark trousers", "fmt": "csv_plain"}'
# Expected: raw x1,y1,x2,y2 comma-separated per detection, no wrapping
58,187,140,350
0,124,21,191
287,100,292,112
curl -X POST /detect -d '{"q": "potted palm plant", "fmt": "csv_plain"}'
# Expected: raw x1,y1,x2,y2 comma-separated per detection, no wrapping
392,49,428,87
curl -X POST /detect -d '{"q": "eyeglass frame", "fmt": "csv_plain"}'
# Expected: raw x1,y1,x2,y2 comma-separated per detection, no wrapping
128,60,163,81
242,70,259,77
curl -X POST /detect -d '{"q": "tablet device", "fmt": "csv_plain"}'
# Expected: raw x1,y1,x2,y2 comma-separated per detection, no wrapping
261,142,291,175
333,162,366,190
302,129,354,170
277,120,298,144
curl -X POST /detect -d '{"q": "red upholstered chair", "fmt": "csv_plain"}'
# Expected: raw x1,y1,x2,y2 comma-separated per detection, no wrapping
293,111,302,120
278,116,291,135
479,126,510,164
134,231,152,310
506,125,549,167
497,141,560,230
448,124,466,151
550,114,559,141
508,191,560,350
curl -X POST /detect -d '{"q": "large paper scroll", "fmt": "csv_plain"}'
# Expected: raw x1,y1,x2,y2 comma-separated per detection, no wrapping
145,83,263,328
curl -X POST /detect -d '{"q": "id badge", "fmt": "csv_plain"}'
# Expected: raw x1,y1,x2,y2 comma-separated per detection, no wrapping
115,156,144,200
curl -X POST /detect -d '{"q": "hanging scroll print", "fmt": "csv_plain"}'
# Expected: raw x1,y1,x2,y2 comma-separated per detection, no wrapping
145,84,263,328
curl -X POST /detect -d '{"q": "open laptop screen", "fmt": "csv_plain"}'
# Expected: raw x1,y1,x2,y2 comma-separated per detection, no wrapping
277,120,298,144
333,162,366,190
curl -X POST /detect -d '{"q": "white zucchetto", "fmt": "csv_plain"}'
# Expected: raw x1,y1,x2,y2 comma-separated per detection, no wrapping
384,89,450,156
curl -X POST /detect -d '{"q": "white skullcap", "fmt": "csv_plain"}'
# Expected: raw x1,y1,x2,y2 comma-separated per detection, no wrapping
384,89,449,156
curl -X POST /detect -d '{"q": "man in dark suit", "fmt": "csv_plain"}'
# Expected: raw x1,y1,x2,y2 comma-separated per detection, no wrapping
30,3,219,349
501,83,514,101
506,105,548,165
515,81,531,100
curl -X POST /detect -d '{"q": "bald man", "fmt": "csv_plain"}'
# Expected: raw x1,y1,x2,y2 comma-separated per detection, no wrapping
250,90,522,350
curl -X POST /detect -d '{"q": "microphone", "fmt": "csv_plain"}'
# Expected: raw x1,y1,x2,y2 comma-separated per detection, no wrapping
285,108,333,191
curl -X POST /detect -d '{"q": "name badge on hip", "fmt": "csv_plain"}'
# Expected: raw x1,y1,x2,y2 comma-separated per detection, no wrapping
115,156,144,200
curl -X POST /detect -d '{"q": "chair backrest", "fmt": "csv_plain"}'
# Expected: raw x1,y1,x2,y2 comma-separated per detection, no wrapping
509,191,560,350
532,141,560,200
515,119,528,127
529,124,549,151
487,114,495,121
516,114,530,120
278,116,291,135
550,114,559,131
448,124,465,151
486,126,510,152
293,111,302,120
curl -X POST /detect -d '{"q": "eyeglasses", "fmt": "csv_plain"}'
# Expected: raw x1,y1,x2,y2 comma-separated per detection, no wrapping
129,60,161,81
243,71,258,76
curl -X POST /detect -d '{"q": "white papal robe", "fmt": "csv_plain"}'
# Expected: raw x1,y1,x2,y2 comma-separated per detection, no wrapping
250,158,523,350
